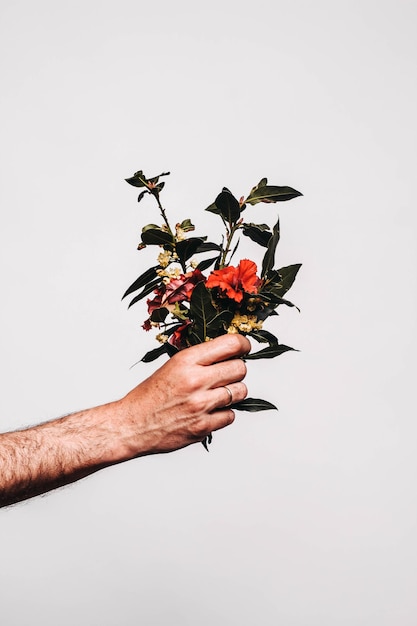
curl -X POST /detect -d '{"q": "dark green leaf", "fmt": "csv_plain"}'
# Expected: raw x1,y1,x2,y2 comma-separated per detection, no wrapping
165,343,179,358
125,170,148,188
141,228,175,247
122,265,160,300
163,323,183,337
255,307,278,321
232,398,277,411
205,202,220,215
246,184,302,205
179,219,195,233
271,264,302,297
189,281,231,341
261,218,280,278
126,170,170,189
141,344,168,363
176,237,207,266
201,432,213,451
195,241,222,253
248,329,279,344
245,343,296,360
197,256,219,272
150,307,169,323
247,178,268,197
261,292,299,310
242,223,272,247
214,188,241,224
142,223,163,232
138,190,149,203
128,278,160,308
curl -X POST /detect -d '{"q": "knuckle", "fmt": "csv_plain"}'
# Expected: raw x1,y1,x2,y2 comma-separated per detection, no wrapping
239,382,248,399
236,359,247,379
188,395,207,416
226,409,235,425
192,415,210,439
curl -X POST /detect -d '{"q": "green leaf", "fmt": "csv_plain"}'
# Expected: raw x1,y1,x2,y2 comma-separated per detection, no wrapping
150,307,169,323
141,344,168,363
205,202,220,215
246,182,302,205
245,343,296,360
141,227,175,247
128,278,161,308
242,223,272,247
137,190,149,203
249,178,268,195
248,329,279,344
142,223,163,232
272,264,302,297
125,170,148,188
179,219,195,233
122,265,160,300
189,281,231,341
255,306,278,322
165,343,179,358
214,188,241,224
261,218,280,278
176,237,207,267
232,398,277,411
196,256,219,272
195,241,222,253
261,292,299,310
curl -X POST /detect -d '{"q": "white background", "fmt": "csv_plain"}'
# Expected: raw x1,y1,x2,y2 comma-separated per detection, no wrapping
1,1,416,624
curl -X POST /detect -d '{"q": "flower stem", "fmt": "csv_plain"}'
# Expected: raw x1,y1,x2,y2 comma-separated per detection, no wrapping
153,191,173,235
220,222,240,268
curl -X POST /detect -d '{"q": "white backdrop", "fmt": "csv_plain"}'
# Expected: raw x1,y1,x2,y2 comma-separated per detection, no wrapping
1,1,416,624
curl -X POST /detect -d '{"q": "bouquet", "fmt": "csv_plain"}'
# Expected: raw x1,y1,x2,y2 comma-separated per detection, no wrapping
123,170,302,447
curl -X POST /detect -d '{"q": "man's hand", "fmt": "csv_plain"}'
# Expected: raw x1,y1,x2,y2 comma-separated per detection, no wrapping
114,333,250,458
0,334,250,507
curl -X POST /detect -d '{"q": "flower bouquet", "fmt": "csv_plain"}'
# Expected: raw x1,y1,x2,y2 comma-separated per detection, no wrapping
123,170,302,447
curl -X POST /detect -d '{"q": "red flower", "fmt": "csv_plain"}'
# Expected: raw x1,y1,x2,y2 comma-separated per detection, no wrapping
164,268,205,304
147,269,205,315
206,259,261,303
169,321,191,350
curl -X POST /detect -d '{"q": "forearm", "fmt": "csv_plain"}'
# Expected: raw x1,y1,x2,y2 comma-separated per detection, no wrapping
0,334,250,508
0,401,124,508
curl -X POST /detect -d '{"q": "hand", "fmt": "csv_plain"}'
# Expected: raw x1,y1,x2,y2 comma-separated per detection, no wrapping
115,333,250,457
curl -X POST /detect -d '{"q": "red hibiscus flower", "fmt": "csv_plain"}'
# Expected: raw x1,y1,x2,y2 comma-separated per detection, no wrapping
206,259,261,303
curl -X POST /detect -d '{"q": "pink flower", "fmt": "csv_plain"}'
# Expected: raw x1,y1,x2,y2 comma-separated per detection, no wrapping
147,268,205,314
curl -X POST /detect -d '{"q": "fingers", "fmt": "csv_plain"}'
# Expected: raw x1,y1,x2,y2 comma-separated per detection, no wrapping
207,358,247,388
212,381,248,410
202,381,248,434
209,409,236,433
184,334,251,366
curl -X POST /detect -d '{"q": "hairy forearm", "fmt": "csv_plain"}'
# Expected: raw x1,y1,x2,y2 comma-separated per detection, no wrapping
0,402,123,507
0,334,250,508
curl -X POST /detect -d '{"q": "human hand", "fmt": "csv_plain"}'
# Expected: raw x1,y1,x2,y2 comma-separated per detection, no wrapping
114,334,250,458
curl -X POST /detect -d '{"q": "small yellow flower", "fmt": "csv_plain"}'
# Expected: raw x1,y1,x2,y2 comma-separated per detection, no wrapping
175,225,186,241
227,314,263,334
158,250,172,268
156,333,169,343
